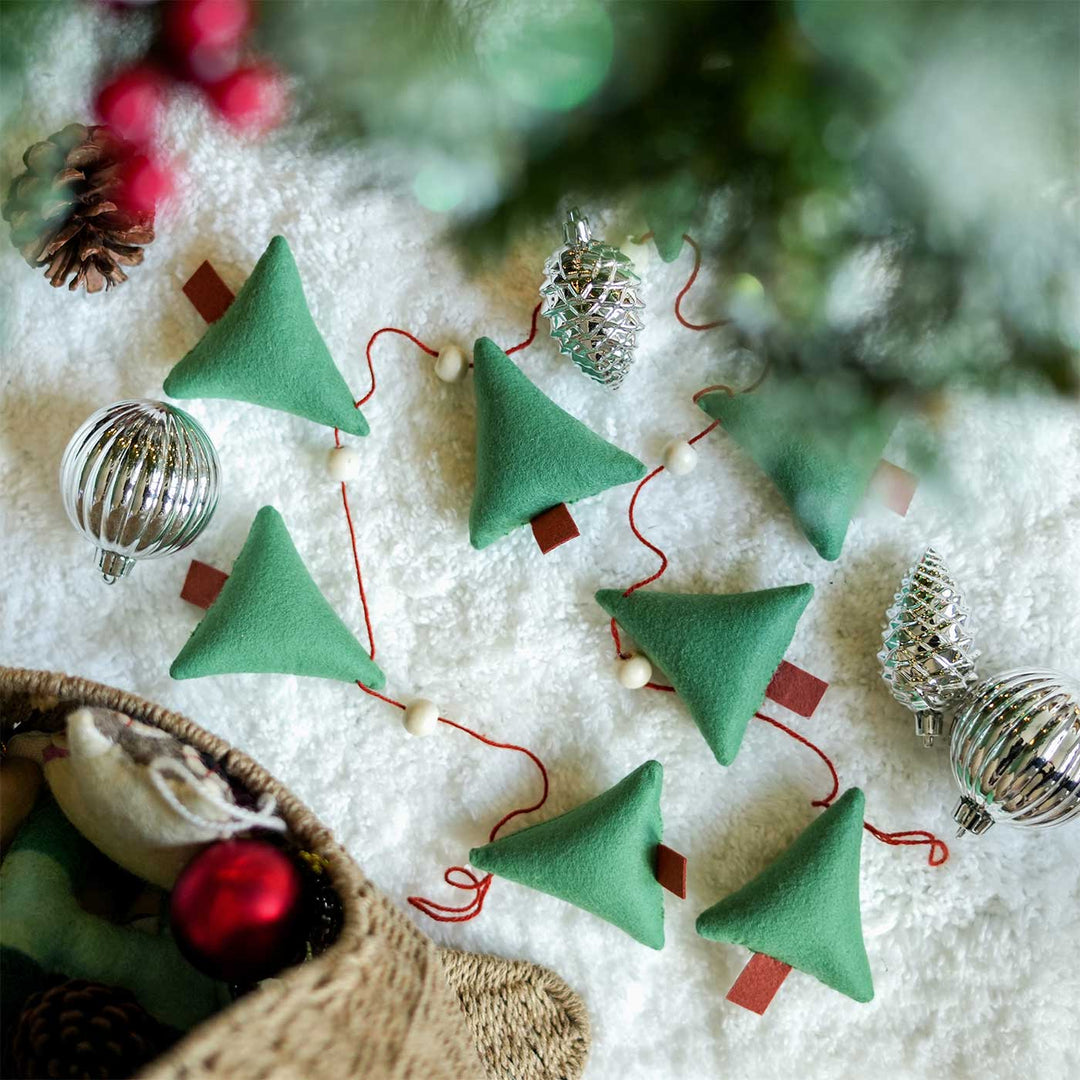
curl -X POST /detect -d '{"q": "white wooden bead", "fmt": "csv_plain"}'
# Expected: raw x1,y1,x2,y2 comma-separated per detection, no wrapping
662,439,697,476
434,344,468,383
403,699,439,736
326,445,360,482
616,654,653,690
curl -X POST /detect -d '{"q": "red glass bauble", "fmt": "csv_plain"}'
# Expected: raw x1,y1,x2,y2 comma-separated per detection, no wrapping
170,839,304,983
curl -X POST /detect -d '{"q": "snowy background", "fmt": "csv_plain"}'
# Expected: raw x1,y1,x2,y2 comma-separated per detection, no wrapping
3,11,1079,1079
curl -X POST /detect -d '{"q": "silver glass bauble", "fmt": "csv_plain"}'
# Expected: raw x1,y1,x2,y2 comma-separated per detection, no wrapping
59,400,220,583
539,208,644,389
950,669,1080,837
879,548,980,747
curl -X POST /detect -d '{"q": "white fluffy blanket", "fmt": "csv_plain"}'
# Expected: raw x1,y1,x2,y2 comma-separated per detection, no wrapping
3,10,1078,1079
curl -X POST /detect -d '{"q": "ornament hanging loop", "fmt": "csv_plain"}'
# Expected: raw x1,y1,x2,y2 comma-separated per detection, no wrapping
915,709,943,748
564,207,591,246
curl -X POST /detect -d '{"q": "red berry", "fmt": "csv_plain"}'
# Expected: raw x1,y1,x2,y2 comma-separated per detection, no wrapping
208,65,287,133
117,155,174,216
95,65,164,146
163,0,250,52
170,840,305,984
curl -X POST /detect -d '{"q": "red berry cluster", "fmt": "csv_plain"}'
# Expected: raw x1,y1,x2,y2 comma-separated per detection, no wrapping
96,0,286,212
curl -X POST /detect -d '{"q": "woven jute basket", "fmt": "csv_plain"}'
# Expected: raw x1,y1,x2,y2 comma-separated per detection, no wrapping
0,667,591,1080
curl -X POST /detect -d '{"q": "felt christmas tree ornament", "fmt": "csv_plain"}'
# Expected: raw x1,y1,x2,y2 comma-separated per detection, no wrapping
170,505,385,687
596,584,814,766
696,788,874,1008
163,235,368,435
469,337,646,551
698,383,895,561
0,797,226,1030
642,172,700,263
470,760,668,949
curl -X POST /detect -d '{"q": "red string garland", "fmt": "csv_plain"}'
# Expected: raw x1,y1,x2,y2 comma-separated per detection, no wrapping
336,304,551,921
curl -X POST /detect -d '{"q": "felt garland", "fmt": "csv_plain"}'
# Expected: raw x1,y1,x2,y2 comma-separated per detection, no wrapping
168,234,945,993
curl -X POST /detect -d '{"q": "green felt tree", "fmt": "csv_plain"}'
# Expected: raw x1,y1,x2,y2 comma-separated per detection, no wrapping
641,172,700,263
170,506,385,687
698,385,895,561
697,788,874,1004
469,337,646,550
596,584,813,766
470,760,667,949
164,236,368,436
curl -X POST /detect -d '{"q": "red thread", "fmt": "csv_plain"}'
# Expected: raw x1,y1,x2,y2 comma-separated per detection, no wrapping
754,709,948,866
632,230,728,331
675,234,729,331
357,327,439,408
505,301,542,356
354,681,550,921
337,474,376,660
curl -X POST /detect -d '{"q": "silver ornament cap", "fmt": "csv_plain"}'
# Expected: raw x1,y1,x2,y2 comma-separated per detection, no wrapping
950,669,1080,837
59,400,220,583
539,208,644,389
878,547,980,747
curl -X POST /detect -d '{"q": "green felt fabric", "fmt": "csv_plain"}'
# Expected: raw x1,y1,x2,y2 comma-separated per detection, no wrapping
170,505,385,687
696,788,874,1003
469,337,646,549
164,235,368,436
596,584,813,766
642,172,700,262
470,760,666,949
698,386,895,561
0,798,227,1029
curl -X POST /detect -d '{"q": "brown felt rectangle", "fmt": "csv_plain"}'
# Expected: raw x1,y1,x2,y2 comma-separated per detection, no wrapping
183,261,235,325
531,503,580,554
180,560,229,610
654,844,687,899
726,953,792,1015
869,458,918,517
766,660,828,718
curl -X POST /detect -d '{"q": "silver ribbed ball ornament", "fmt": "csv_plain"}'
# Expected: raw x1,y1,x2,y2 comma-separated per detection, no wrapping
879,548,980,747
59,400,220,583
539,208,644,389
950,669,1080,837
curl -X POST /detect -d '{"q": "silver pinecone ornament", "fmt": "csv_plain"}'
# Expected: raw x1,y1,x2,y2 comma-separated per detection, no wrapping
950,669,1080,836
539,208,644,389
878,548,979,747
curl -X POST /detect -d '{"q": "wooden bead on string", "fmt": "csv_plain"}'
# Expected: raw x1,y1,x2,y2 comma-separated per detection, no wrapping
327,445,361,481
434,345,469,383
617,654,653,689
661,439,697,476
403,699,439,736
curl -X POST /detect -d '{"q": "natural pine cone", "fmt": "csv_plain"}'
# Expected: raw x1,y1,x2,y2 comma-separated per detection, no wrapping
11,978,167,1079
1,123,154,293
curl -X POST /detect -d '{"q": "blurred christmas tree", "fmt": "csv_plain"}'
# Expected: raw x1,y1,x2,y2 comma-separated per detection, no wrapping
2,0,1076,400
256,0,1078,398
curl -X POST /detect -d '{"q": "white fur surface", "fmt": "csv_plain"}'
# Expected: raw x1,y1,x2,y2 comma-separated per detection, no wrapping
3,11,1079,1079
